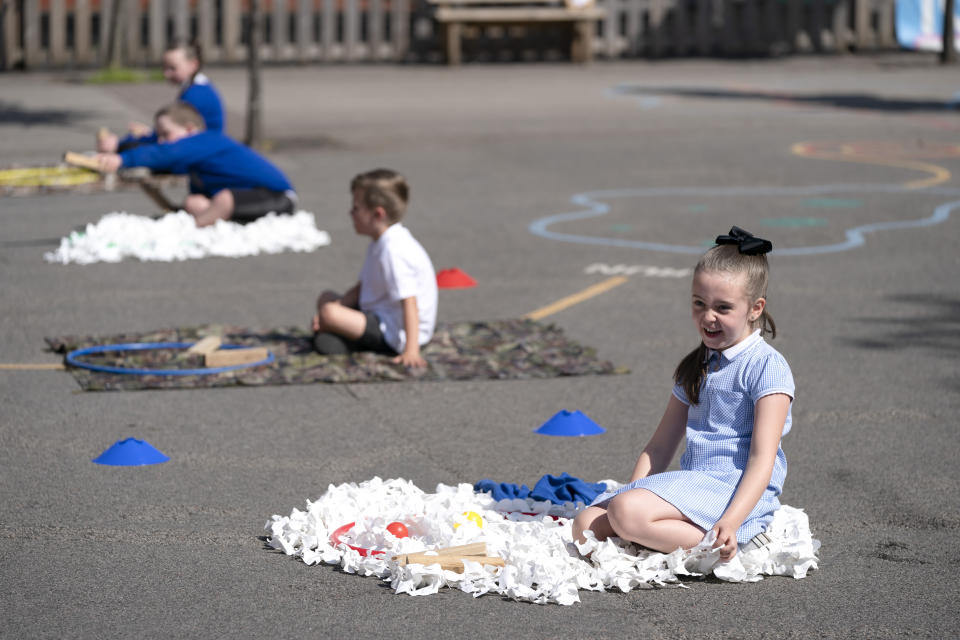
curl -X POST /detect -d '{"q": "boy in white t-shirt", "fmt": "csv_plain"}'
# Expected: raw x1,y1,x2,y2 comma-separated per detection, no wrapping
311,169,438,368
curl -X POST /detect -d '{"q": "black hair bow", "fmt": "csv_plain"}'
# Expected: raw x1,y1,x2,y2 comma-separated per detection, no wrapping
715,226,773,255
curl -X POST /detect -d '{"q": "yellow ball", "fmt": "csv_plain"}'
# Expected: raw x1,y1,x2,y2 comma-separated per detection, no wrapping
454,511,484,530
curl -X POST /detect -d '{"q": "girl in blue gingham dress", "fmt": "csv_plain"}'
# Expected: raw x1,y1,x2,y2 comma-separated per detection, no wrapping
573,228,795,560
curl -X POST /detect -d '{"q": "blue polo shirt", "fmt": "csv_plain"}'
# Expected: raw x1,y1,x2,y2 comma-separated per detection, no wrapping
119,131,294,197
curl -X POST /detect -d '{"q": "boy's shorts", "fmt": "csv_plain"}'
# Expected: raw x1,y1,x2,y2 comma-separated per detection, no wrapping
313,310,396,356
228,188,296,224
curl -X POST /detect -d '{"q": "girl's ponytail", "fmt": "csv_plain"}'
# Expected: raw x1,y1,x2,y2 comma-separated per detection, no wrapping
674,342,708,406
759,307,776,339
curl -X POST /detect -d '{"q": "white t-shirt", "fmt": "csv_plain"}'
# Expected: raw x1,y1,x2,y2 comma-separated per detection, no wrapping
358,223,438,352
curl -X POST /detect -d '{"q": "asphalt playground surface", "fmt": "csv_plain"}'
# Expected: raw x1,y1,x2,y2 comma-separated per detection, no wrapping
2,53,959,638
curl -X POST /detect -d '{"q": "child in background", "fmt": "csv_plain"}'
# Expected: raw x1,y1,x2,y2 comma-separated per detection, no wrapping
95,102,295,227
97,39,225,153
312,169,437,368
573,227,794,560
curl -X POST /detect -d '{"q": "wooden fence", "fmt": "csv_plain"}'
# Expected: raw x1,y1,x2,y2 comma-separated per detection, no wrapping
0,0,898,70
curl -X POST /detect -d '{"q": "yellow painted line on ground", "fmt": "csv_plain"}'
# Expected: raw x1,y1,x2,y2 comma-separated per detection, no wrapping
524,276,629,321
790,142,952,189
0,363,66,370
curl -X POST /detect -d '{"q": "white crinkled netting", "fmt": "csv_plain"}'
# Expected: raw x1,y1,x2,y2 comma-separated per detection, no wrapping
265,477,820,605
44,210,331,264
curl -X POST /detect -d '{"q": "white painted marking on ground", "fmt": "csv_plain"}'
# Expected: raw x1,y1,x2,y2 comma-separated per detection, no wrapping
584,263,691,278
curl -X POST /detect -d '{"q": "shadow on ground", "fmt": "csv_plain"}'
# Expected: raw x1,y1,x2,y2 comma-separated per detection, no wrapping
837,293,960,354
0,100,94,126
614,86,957,113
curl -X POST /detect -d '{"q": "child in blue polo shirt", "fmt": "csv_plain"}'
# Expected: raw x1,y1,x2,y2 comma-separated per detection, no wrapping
97,39,225,153
573,227,795,560
95,102,295,227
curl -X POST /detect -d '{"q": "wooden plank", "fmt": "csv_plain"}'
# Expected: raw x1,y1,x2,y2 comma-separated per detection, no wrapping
393,554,504,571
173,0,189,41
272,0,287,59
222,0,241,61
436,7,604,21
186,336,222,355
600,0,617,57
320,0,335,60
125,0,143,64
1,0,22,69
75,0,92,65
63,151,102,171
428,0,571,4
853,0,871,49
149,0,165,62
831,0,850,52
205,347,270,368
98,0,113,64
198,0,216,61
623,0,641,57
573,13,594,61
392,0,409,60
345,0,360,59
877,0,895,47
22,0,42,68
295,0,313,60
369,0,384,59
49,0,66,65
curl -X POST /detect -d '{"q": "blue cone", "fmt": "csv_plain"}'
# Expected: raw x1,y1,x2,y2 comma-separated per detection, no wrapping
534,410,606,437
93,437,169,466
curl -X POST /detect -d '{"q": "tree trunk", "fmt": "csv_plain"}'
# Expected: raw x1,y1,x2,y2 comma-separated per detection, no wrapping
943,0,957,64
245,0,264,148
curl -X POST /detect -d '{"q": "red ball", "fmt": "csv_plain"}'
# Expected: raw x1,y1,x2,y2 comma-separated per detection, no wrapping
386,521,409,538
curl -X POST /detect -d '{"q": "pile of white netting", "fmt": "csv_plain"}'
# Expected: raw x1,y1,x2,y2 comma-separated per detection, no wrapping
44,210,330,264
265,477,820,605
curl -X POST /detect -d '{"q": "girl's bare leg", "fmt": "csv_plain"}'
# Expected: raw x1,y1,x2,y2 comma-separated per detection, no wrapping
572,505,617,545
606,488,705,553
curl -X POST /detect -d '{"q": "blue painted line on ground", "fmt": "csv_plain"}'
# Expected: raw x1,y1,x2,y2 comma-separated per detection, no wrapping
528,184,960,256
802,198,863,208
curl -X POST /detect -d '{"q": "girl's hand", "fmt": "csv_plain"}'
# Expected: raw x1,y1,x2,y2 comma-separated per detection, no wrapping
712,519,740,561
311,313,321,332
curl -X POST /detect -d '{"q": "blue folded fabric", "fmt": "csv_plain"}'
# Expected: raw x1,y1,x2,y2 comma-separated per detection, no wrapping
474,473,606,505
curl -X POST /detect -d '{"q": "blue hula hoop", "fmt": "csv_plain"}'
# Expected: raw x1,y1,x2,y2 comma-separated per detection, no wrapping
65,341,275,376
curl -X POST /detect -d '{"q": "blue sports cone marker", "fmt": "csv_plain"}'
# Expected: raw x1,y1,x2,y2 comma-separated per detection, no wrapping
93,437,169,466
534,410,606,437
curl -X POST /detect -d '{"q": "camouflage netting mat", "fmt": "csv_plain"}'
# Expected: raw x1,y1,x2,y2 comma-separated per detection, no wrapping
46,319,626,391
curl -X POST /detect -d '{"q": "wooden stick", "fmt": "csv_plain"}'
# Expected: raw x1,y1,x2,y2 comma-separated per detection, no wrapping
392,554,505,572
391,542,486,562
187,336,222,355
205,347,269,368
63,151,102,172
432,542,488,557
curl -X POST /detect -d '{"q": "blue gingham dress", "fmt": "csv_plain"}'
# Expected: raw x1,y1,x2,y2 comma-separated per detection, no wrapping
591,331,795,544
